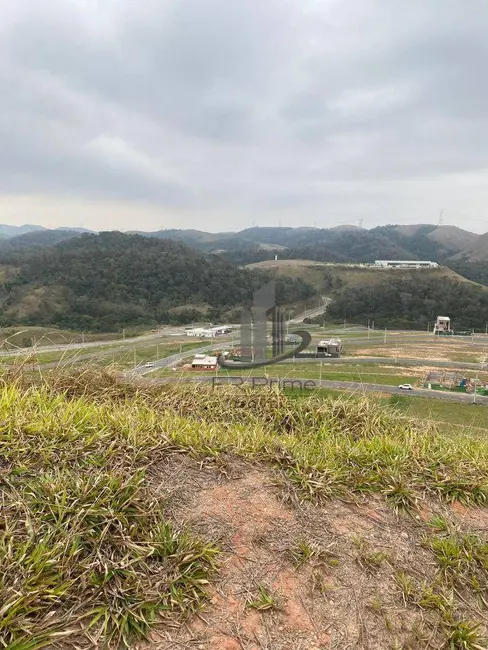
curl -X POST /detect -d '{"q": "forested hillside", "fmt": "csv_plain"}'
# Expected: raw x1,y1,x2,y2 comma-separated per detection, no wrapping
448,261,488,287
326,273,488,330
0,232,317,331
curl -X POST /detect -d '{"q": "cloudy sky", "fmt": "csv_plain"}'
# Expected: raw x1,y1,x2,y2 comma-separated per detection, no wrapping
2,0,488,233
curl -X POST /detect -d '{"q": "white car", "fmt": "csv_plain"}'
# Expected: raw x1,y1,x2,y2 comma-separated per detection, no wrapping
144,362,154,368
398,383,413,390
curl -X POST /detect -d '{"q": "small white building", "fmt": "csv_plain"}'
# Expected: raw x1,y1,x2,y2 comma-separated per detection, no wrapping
208,325,232,335
191,354,218,370
435,316,451,333
317,338,343,358
186,325,232,338
186,328,215,338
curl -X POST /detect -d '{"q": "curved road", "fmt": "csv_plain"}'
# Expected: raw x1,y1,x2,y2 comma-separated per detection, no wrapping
128,341,228,377
145,375,488,405
287,297,332,324
0,325,227,357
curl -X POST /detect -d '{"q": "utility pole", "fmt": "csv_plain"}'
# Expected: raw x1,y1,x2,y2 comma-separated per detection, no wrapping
81,332,85,346
134,348,136,369
157,344,159,360
384,326,387,344
122,328,125,339
344,319,346,330
473,375,479,404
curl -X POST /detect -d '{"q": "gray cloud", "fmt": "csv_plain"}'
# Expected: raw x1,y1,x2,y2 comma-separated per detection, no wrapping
1,0,488,232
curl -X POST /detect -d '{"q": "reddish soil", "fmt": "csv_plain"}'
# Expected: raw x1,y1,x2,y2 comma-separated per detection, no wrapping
144,456,481,650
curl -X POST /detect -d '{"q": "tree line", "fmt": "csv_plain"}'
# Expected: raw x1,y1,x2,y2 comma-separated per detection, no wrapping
326,274,488,330
0,232,318,331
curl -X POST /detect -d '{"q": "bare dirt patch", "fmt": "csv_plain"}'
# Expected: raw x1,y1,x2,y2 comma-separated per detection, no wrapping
246,260,328,269
352,341,482,363
144,457,485,650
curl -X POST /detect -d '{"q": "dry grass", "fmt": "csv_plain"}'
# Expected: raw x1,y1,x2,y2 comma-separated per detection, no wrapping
1,367,488,648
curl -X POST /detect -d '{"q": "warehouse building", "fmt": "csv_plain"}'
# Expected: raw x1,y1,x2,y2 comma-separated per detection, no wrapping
185,325,232,338
374,260,438,268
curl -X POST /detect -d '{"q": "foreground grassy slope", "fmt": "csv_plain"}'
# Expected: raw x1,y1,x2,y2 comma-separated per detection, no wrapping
1,370,488,648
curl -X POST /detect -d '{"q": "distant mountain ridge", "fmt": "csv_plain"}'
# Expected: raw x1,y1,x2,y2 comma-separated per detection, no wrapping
128,223,488,262
0,229,85,250
1,223,487,261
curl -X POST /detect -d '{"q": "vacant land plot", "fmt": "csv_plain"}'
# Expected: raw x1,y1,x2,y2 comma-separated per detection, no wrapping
154,362,424,387
388,393,488,434
346,338,488,364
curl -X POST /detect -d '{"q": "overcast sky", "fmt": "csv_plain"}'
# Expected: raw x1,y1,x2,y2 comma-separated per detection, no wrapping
2,0,488,233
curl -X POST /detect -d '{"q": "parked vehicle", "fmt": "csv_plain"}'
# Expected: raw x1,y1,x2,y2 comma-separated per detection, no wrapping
398,383,413,390
144,362,154,368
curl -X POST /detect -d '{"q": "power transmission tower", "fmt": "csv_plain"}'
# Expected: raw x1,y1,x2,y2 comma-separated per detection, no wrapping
438,209,444,227
358,218,364,228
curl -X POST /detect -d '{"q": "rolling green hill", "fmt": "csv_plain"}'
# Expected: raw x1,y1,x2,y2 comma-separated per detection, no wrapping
0,232,317,331
247,259,488,330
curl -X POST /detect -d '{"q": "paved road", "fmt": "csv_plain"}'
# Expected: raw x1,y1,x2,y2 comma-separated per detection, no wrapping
282,356,487,371
12,340,487,377
0,330,165,357
288,297,332,324
144,375,488,405
126,341,229,377
2,321,488,358
11,340,233,373
0,326,238,358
